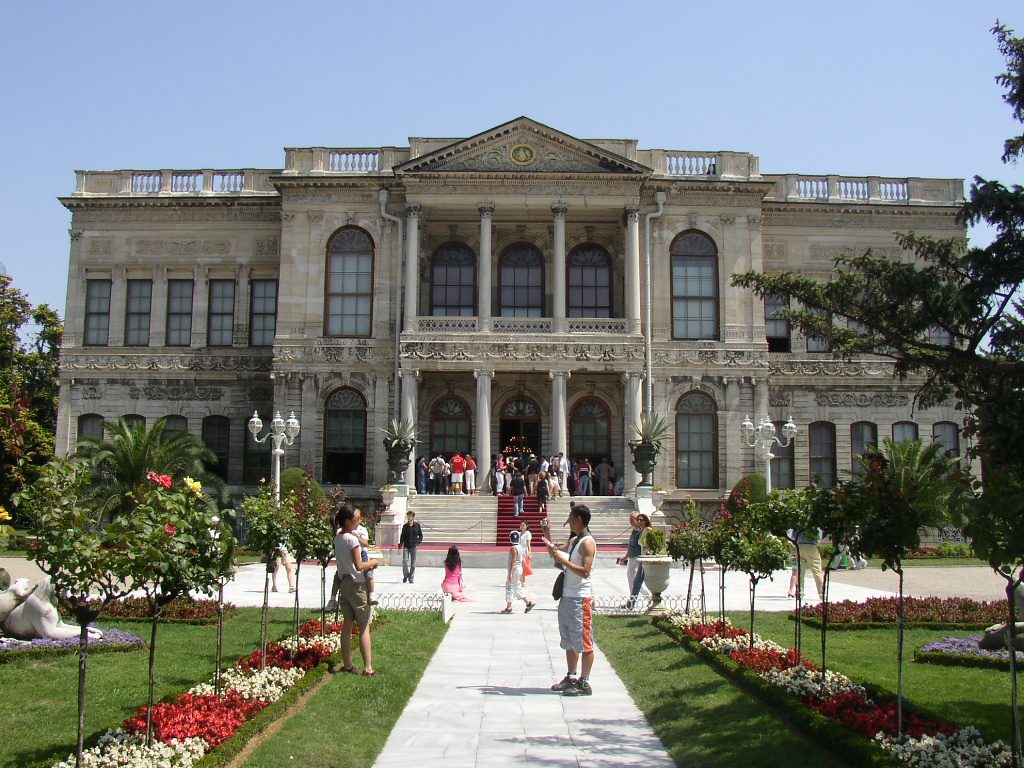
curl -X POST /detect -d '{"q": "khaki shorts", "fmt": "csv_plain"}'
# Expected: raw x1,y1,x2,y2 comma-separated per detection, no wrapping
339,574,373,627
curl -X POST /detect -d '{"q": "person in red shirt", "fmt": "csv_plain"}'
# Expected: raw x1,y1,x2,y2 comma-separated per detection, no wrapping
576,458,593,495
465,454,478,495
450,451,466,495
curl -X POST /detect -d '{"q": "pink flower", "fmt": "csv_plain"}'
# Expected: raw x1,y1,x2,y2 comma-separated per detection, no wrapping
165,524,177,536
146,471,173,489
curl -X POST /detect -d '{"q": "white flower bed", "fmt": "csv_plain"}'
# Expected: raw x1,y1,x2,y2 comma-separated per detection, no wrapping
189,665,305,701
761,664,865,701
278,633,342,655
50,729,206,768
875,726,1012,768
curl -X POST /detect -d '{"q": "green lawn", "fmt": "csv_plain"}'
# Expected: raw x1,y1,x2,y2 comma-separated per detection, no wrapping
597,615,849,768
0,608,446,768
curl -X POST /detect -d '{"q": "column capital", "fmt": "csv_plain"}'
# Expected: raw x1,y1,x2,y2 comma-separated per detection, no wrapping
624,205,641,222
400,367,420,381
478,203,495,217
551,202,569,217
406,203,422,216
622,370,644,384
548,370,571,381
473,368,495,380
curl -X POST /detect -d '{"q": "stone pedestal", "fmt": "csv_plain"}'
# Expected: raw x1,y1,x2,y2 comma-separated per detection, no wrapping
376,484,410,547
636,486,668,525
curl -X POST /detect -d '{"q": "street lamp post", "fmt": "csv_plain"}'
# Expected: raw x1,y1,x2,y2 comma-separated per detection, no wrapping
740,414,797,495
248,410,300,501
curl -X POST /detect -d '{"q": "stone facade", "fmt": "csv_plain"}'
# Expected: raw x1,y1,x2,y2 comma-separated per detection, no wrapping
57,117,966,502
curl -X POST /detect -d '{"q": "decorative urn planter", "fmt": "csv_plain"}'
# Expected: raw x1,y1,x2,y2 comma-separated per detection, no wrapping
628,440,659,485
384,441,413,483
379,487,397,508
650,490,667,510
638,555,673,613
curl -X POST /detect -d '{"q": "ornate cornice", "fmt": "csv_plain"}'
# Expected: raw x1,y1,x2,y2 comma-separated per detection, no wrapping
61,350,272,373
814,392,909,408
129,384,224,401
769,358,897,377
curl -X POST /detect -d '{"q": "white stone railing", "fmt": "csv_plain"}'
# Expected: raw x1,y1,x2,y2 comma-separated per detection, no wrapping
643,150,760,180
282,147,409,174
329,150,379,172
568,318,630,334
73,169,278,197
491,317,553,333
763,175,962,205
665,153,718,176
415,316,479,333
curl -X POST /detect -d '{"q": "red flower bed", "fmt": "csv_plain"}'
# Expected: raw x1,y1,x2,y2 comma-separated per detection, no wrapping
237,640,333,673
83,596,236,622
807,690,957,740
798,596,1005,625
125,691,266,747
730,646,815,674
299,618,348,637
685,620,746,642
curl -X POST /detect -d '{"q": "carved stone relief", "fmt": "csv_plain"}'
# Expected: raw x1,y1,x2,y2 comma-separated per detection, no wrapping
87,239,113,256
255,238,279,255
814,392,909,408
128,385,224,401
135,240,231,257
770,360,895,377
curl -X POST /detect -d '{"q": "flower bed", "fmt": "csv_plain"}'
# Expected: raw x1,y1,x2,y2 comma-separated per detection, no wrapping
0,627,145,663
50,619,349,768
658,611,1012,767
795,596,1005,630
79,597,238,625
915,635,1024,672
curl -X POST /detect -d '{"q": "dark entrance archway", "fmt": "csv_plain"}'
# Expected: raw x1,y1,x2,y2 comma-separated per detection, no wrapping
498,396,542,460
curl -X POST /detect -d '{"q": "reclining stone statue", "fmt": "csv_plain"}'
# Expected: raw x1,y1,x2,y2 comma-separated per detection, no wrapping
980,582,1024,651
0,574,103,642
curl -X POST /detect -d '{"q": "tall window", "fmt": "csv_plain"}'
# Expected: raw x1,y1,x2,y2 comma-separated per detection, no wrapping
323,389,366,485
166,279,194,346
569,398,610,461
499,244,543,317
932,421,960,460
851,421,878,474
123,414,146,431
77,413,104,442
568,245,611,318
431,397,472,456
892,421,919,443
202,416,230,481
208,279,235,347
431,243,476,316
676,392,717,488
765,295,791,352
125,279,152,346
770,421,795,489
809,421,836,487
325,228,373,335
161,416,188,443
671,232,718,340
249,279,277,346
806,307,833,353
84,279,111,346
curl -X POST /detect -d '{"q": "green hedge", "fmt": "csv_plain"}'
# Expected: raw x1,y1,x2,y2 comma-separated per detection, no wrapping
790,615,992,631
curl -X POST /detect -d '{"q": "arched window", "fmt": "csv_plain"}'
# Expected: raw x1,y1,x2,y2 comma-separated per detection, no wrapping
671,232,718,340
569,397,610,462
932,421,960,460
431,243,476,316
809,421,836,487
77,413,104,443
851,421,878,473
202,416,230,481
123,414,146,431
499,243,543,317
676,392,717,488
892,421,918,444
323,389,367,485
325,228,374,336
431,397,472,456
161,415,188,444
568,245,611,318
770,421,795,489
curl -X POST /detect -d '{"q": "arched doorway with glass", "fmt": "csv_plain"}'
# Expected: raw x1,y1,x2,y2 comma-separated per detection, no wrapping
323,388,366,486
569,396,611,466
429,396,472,457
499,396,542,460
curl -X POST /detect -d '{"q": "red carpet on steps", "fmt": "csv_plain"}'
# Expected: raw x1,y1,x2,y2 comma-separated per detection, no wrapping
495,495,549,545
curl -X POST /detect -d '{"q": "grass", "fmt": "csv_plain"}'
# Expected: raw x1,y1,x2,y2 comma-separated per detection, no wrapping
725,610,1014,745
241,612,447,767
0,608,446,768
596,615,849,768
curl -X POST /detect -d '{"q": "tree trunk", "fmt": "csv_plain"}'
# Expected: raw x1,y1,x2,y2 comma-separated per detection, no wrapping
293,559,302,656
1008,577,1021,768
215,581,225,698
261,563,271,670
320,563,327,637
718,568,726,622
686,559,696,612
793,538,803,654
146,607,160,746
819,556,834,699
698,559,707,623
748,579,757,651
896,564,906,737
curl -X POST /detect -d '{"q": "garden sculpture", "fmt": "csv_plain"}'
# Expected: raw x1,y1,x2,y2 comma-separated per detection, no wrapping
979,582,1024,651
1,576,103,641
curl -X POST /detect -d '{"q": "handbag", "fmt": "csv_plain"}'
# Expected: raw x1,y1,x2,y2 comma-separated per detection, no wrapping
523,552,533,576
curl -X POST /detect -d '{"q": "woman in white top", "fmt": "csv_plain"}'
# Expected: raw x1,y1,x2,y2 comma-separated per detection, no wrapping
501,531,536,614
334,504,380,676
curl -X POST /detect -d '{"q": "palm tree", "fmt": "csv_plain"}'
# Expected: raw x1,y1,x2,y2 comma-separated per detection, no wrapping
76,417,227,520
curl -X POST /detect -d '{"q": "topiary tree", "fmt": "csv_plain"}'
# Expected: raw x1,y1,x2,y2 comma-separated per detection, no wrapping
284,469,333,642
240,483,293,665
14,457,135,768
719,523,790,650
667,496,713,616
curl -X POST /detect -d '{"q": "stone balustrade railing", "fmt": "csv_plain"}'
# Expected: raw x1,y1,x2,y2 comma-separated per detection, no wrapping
567,318,630,334
415,316,480,333
762,174,963,205
642,150,760,180
72,169,279,197
411,316,632,335
283,147,410,175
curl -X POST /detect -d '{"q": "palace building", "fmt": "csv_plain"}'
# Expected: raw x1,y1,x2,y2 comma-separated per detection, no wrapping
56,116,966,508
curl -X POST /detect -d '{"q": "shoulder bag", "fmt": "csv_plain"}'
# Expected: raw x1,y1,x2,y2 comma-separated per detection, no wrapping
552,535,586,601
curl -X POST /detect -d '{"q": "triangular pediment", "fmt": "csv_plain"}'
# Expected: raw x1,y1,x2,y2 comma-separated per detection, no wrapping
395,117,650,175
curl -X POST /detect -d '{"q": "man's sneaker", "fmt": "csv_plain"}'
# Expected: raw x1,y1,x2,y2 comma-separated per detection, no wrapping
562,678,593,696
369,592,379,606
325,598,338,612
550,674,577,692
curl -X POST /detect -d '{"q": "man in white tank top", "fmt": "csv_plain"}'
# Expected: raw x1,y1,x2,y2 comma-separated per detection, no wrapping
545,503,597,696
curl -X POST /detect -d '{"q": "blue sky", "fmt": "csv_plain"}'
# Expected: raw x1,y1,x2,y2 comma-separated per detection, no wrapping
1,1,1022,314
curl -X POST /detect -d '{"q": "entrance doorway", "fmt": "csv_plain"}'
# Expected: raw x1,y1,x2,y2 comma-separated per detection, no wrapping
498,396,542,459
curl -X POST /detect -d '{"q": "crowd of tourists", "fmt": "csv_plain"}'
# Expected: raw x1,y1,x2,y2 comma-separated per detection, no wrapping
416,451,625,497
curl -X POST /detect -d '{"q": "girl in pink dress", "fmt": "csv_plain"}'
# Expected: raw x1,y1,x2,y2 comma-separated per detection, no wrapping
441,546,472,601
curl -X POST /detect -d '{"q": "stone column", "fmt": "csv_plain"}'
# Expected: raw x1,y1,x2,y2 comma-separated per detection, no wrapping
751,376,769,479
478,204,494,332
724,377,742,489
550,370,570,455
109,265,126,346
150,266,167,346
400,368,419,487
623,372,643,491
235,266,250,346
552,203,568,332
474,369,493,493
299,374,318,470
403,204,421,332
193,266,209,347
625,206,642,334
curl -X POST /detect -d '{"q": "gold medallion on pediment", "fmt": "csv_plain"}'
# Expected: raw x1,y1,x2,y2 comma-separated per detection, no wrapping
509,143,537,167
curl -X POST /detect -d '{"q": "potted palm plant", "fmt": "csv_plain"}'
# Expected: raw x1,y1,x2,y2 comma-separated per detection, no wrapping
628,412,670,486
381,418,417,483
